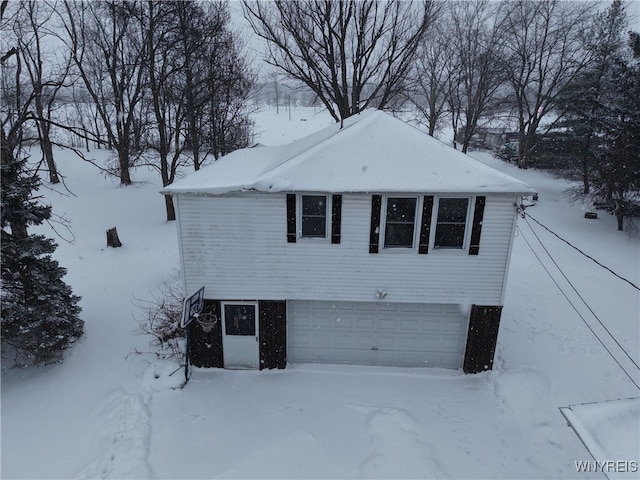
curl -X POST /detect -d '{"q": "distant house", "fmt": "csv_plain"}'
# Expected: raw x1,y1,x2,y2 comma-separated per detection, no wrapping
456,126,520,151
161,110,535,373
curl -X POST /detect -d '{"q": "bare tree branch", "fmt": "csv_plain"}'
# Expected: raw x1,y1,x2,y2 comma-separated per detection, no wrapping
243,0,440,122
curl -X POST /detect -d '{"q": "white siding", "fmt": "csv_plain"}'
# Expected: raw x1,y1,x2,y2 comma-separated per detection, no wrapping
176,192,518,305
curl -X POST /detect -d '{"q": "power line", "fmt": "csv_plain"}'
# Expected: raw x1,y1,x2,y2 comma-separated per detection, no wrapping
518,223,640,391
523,216,640,372
518,208,640,291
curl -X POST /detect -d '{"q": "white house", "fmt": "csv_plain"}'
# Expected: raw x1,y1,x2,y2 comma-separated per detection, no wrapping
161,109,535,373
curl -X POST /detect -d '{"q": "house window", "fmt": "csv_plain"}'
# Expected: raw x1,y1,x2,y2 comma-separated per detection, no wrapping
384,197,418,248
301,195,327,238
434,197,469,249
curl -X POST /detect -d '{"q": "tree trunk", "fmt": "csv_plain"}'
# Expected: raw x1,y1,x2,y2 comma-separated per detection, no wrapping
117,145,132,185
428,116,436,137
582,168,590,195
106,227,123,247
41,134,59,184
35,95,60,184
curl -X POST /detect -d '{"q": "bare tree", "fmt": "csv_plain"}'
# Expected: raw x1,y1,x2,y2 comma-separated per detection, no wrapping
141,0,254,220
66,84,102,151
2,1,35,239
59,0,148,185
499,0,594,168
406,21,449,136
144,0,186,220
270,71,281,113
203,23,255,160
243,0,439,122
10,1,72,184
3,0,107,175
444,1,507,153
171,1,254,171
172,1,230,171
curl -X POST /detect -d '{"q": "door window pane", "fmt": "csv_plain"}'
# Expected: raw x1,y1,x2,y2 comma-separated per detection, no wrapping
384,197,417,248
434,198,469,248
224,305,256,336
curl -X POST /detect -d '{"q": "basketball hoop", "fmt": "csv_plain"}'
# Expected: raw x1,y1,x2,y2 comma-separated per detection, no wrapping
195,313,218,333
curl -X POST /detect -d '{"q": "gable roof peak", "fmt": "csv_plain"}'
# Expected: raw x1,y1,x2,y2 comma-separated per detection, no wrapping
162,109,534,196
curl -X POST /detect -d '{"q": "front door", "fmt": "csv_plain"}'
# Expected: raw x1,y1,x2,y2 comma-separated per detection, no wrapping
222,302,259,369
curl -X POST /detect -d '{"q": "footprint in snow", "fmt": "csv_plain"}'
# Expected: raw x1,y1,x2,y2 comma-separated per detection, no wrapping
74,390,154,479
355,406,448,479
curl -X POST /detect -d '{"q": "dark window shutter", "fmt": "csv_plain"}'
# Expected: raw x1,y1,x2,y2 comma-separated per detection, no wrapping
469,196,486,255
259,300,287,370
463,305,502,373
286,194,296,243
190,300,223,368
418,195,434,254
369,195,382,253
331,194,342,244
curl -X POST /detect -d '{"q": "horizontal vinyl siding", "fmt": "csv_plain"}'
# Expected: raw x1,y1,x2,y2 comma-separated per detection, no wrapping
178,193,518,305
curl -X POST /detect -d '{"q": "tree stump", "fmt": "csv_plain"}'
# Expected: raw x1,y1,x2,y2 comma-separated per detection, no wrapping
106,227,123,247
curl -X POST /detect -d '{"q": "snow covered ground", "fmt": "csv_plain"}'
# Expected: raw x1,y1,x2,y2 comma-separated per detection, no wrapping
2,107,639,479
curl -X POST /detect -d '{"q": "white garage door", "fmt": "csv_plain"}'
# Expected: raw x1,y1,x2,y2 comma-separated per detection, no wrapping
288,301,468,369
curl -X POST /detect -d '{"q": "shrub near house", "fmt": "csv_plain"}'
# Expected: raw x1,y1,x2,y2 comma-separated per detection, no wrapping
162,110,535,373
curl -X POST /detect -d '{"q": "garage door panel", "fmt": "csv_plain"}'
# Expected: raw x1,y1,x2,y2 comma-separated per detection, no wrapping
375,303,399,312
311,314,333,329
401,352,437,366
399,303,421,313
356,332,378,347
419,335,444,350
398,334,422,351
378,318,399,331
421,318,445,332
334,318,353,328
441,337,464,350
288,301,467,369
334,302,353,311
355,317,376,329
440,353,461,366
372,335,397,349
289,331,312,346
443,318,466,333
359,303,379,311
335,332,356,347
399,319,420,331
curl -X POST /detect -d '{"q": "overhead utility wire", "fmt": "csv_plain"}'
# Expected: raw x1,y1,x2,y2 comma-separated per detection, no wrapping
518,224,640,391
519,209,640,291
523,215,640,372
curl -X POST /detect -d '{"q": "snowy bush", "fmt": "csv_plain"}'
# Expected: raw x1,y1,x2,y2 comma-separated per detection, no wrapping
132,281,185,362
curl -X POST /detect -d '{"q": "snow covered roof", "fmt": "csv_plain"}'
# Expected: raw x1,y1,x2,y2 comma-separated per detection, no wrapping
560,397,640,478
161,109,535,196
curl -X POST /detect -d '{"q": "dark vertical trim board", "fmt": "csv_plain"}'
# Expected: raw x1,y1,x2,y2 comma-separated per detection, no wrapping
369,195,382,253
259,300,287,369
331,195,342,244
418,195,434,254
469,196,486,255
463,305,503,373
286,194,296,243
190,300,223,368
